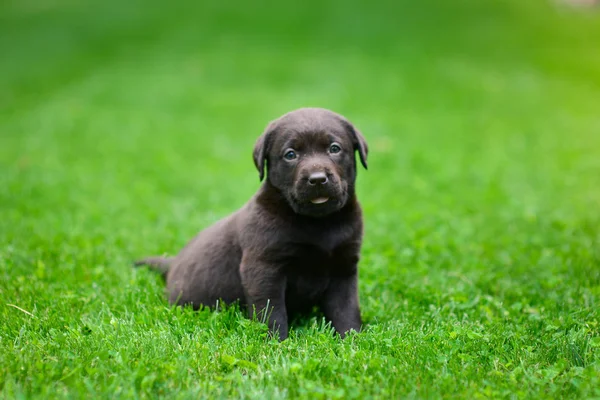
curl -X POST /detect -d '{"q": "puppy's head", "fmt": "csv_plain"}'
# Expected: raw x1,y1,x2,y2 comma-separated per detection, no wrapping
253,108,368,217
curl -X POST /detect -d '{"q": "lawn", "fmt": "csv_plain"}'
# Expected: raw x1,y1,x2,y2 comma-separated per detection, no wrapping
1,0,599,398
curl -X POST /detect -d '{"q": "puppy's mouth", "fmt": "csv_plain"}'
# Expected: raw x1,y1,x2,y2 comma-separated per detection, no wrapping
286,177,348,217
310,197,330,205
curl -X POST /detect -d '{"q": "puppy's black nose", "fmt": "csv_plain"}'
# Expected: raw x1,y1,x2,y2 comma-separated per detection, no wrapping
308,172,328,185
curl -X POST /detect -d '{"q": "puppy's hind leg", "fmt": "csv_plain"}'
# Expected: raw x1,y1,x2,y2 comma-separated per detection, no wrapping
133,256,174,278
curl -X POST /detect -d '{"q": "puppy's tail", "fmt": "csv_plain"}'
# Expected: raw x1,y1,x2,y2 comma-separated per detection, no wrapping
133,256,174,277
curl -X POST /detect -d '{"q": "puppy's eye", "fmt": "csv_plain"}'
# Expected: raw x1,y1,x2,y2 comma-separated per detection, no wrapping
329,143,342,154
283,150,297,161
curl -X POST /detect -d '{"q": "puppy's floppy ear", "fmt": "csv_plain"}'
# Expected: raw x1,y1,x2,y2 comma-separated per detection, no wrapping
339,118,368,169
253,121,276,181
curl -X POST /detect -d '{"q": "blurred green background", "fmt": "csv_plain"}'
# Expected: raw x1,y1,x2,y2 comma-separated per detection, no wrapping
1,0,599,398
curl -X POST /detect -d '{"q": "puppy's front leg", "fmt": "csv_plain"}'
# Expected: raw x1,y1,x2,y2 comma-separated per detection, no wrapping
240,259,288,340
321,273,362,338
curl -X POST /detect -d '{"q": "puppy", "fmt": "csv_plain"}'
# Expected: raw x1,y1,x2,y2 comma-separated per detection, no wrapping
135,107,368,340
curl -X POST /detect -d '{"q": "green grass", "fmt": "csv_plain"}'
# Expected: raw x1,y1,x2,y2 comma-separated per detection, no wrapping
1,0,600,398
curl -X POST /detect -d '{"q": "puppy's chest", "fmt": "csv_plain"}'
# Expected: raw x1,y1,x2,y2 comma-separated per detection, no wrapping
283,249,335,304
278,242,359,294
282,242,344,273
280,241,359,309
291,221,355,254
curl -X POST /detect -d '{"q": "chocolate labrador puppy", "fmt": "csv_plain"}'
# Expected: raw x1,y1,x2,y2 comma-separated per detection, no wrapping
135,107,368,340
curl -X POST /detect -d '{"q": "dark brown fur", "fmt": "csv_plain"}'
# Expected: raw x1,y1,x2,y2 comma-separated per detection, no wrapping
135,108,368,340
